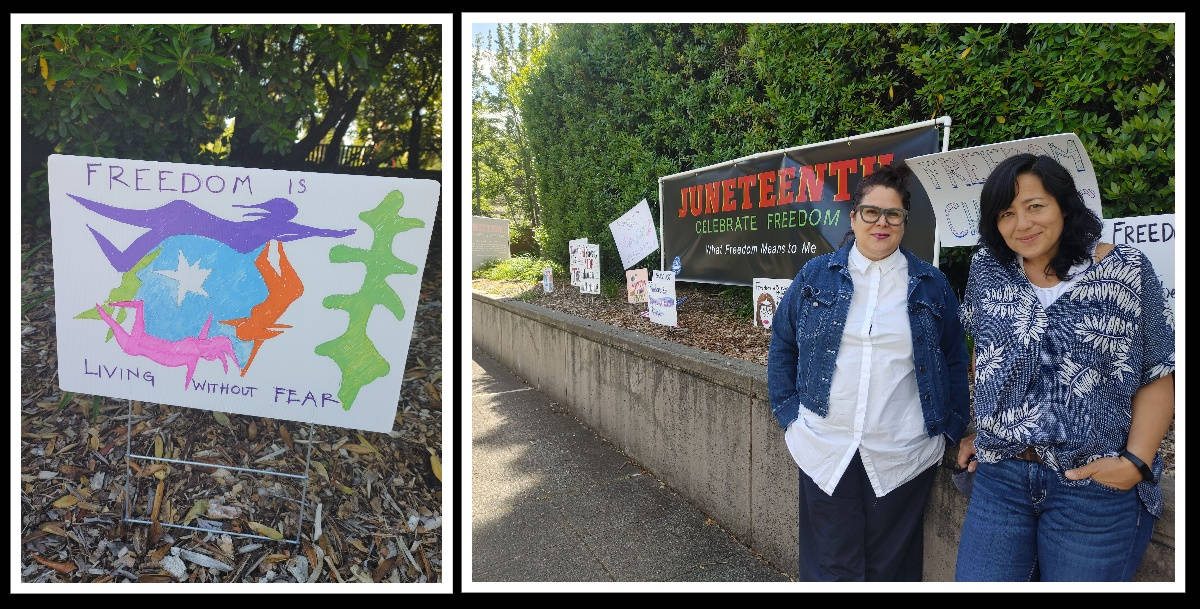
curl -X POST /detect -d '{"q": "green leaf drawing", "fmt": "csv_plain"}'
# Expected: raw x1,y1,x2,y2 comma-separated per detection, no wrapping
315,190,425,411
75,247,161,341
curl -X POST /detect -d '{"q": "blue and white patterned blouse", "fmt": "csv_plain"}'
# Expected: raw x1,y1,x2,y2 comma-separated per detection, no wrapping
961,244,1175,517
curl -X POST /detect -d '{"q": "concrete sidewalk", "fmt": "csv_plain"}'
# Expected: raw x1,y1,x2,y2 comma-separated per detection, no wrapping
471,345,791,583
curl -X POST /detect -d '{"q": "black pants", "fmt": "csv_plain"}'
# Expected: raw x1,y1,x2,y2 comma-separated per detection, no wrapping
798,450,937,581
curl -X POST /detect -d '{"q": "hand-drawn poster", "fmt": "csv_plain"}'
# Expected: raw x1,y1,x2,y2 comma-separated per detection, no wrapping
649,270,677,327
626,268,648,303
906,133,1101,247
1103,213,1175,327
569,238,588,286
752,278,792,330
609,198,659,270
542,267,554,293
48,155,440,434
579,244,600,295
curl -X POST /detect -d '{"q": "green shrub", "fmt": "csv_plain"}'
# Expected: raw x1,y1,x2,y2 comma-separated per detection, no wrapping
520,23,1175,297
509,221,539,256
718,285,754,322
600,277,625,300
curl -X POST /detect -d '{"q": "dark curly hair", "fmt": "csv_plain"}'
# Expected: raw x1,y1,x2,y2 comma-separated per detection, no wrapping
851,160,913,213
978,153,1102,280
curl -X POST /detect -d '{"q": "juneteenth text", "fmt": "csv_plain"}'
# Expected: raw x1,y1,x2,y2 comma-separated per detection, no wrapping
676,154,895,219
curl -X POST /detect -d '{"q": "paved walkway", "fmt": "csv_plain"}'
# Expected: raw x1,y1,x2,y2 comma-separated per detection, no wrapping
471,345,791,583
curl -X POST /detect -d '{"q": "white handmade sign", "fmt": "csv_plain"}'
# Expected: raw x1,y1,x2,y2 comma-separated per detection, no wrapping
752,278,792,330
569,238,588,286
542,267,554,293
609,198,659,270
626,268,648,303
472,215,510,270
579,244,601,294
907,133,1102,247
48,154,440,434
1103,213,1175,327
649,270,677,327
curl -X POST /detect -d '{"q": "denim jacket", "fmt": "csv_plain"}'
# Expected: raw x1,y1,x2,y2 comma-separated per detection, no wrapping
767,240,970,445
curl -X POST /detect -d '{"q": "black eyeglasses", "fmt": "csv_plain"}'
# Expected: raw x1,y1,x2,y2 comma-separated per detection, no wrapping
855,205,908,226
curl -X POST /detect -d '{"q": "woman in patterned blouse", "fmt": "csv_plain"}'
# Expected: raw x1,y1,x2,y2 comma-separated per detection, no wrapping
953,153,1174,581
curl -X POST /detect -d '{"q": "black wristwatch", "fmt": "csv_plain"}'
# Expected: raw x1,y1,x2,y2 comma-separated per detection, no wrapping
1120,449,1155,483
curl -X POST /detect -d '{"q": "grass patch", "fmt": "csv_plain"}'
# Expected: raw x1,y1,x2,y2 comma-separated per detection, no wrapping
473,254,563,283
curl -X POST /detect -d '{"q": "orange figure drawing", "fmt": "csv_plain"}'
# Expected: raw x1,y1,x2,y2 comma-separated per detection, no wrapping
220,240,304,376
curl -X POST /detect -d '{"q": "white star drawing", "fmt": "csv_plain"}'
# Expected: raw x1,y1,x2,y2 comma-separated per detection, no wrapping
155,251,212,306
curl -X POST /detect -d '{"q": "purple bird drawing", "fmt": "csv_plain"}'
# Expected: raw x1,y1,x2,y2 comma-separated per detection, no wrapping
69,193,356,272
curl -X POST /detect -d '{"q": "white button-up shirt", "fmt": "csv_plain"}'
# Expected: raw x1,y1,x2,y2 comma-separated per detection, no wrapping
784,244,944,497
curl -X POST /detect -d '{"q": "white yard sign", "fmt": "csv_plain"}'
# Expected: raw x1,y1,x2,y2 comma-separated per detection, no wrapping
907,133,1102,247
1103,213,1175,326
752,278,792,330
472,215,510,270
48,155,440,434
649,270,678,327
579,244,601,294
569,238,588,286
609,198,659,270
542,267,554,293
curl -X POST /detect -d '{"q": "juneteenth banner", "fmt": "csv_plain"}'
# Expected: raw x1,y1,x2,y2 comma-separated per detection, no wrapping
659,122,943,285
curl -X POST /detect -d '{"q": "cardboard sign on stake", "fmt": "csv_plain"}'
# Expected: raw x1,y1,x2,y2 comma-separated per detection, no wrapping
579,244,600,295
626,268,648,303
752,278,792,330
609,199,659,270
648,270,677,327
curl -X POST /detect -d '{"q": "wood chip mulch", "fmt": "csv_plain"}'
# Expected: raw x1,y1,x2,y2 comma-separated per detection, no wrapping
20,224,442,583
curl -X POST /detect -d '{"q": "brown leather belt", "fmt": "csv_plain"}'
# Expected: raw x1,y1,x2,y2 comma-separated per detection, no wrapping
1013,447,1046,466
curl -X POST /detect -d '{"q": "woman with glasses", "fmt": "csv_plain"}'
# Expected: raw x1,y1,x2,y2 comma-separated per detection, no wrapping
767,162,969,581
953,154,1174,581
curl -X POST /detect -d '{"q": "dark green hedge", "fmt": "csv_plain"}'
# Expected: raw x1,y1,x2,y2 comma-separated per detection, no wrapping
521,23,1174,293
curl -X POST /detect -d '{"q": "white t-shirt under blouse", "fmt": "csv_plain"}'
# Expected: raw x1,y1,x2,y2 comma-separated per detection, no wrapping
783,244,944,497
1024,253,1094,309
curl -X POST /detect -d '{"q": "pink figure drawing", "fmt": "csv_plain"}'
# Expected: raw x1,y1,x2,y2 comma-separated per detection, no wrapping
95,300,240,389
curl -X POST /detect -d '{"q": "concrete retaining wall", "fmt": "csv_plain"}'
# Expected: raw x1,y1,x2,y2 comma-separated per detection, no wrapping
472,292,1175,582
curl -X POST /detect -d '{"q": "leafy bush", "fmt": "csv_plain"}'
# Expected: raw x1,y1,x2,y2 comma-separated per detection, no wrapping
519,23,1175,296
718,285,754,322
509,221,539,256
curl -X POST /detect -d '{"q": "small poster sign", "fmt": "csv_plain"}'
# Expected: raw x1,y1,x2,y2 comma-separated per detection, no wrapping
569,238,588,286
579,244,600,294
752,278,792,330
648,270,677,327
626,268,648,303
609,198,659,270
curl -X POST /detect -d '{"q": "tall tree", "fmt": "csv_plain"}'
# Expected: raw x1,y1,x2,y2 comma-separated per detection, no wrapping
471,23,549,228
215,25,412,169
21,24,442,229
359,25,442,171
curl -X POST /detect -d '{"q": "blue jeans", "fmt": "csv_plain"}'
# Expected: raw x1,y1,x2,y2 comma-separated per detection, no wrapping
955,459,1155,581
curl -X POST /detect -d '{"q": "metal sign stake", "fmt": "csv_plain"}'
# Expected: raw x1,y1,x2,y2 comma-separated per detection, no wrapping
122,399,314,545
